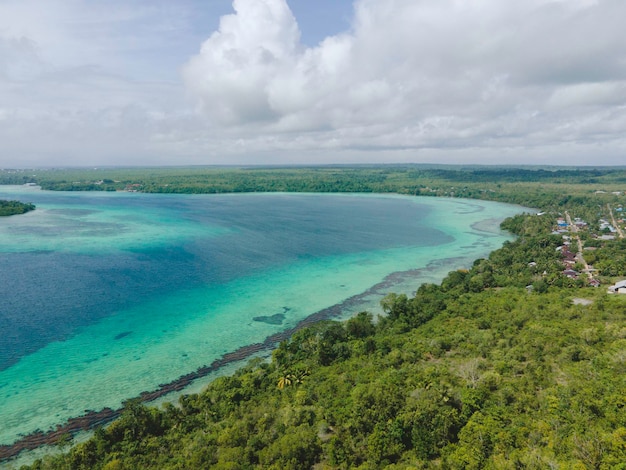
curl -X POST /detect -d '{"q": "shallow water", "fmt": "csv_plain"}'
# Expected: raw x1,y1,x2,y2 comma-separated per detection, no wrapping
0,187,525,447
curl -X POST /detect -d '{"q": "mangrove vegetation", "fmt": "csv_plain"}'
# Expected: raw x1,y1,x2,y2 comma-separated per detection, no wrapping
0,200,35,217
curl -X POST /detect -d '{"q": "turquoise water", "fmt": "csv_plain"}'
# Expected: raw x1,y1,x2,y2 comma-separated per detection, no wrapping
0,187,525,447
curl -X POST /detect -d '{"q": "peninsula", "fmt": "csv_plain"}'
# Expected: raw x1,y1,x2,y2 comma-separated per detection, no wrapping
0,199,35,217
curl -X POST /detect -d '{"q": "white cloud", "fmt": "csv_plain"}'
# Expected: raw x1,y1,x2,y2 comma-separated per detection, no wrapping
1,0,626,166
183,0,301,124
0,0,200,166
548,82,626,109
182,0,626,165
0,36,45,80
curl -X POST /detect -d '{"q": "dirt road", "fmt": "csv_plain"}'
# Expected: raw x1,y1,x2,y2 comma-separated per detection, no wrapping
607,204,624,239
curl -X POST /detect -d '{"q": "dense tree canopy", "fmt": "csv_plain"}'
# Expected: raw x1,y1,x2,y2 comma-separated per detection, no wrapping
0,199,35,216
2,165,626,212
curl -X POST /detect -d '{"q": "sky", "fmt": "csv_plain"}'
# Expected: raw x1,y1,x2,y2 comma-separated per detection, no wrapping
1,0,625,167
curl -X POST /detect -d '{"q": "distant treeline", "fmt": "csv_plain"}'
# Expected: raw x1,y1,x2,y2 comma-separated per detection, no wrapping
2,165,626,211
0,199,35,216
427,167,618,183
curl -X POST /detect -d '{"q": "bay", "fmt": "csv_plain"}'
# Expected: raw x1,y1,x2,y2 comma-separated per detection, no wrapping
0,186,525,447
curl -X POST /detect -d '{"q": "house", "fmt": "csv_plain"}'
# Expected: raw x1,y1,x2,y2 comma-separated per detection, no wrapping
589,279,601,288
599,220,616,232
563,269,579,279
608,280,626,294
561,249,576,262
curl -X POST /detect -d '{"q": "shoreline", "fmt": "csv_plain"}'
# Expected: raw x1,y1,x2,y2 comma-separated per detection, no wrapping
0,255,471,462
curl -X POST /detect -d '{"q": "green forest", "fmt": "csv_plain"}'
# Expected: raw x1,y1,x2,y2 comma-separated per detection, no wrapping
3,166,626,469
0,200,35,217
2,165,626,209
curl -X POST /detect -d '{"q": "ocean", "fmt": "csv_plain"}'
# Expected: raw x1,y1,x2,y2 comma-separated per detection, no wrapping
0,186,525,449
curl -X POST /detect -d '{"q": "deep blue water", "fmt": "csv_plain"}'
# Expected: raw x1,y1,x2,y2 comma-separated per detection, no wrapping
0,192,444,371
0,189,528,448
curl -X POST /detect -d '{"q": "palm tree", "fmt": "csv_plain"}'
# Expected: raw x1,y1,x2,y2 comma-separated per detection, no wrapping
277,367,310,389
277,373,293,390
292,367,310,385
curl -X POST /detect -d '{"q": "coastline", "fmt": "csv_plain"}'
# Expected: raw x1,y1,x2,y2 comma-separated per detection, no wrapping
0,254,480,463
0,194,523,465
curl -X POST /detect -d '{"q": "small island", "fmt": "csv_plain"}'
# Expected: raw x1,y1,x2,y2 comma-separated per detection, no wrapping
0,199,36,216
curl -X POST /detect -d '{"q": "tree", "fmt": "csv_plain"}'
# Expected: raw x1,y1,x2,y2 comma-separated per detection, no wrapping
346,311,376,338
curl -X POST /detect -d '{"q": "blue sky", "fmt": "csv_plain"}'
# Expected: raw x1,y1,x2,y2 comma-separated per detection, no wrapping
1,0,625,167
263,0,353,46
186,1,354,47
122,1,354,80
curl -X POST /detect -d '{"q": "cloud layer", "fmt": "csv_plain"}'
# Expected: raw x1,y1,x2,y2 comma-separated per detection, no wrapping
1,0,626,166
181,0,626,164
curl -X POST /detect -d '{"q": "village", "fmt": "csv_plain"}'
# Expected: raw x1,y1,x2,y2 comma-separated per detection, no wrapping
550,202,626,294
